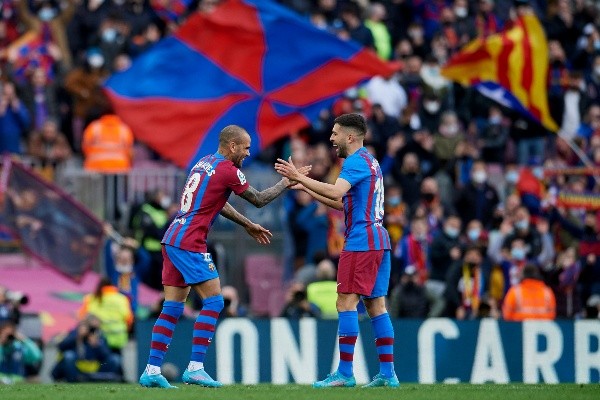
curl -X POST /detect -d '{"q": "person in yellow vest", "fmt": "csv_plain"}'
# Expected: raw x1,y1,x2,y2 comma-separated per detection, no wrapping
82,109,134,173
502,264,556,321
77,277,133,353
131,189,171,290
307,258,338,319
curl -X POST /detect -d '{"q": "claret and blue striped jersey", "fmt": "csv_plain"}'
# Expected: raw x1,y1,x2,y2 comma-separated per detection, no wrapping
162,153,249,252
338,147,391,251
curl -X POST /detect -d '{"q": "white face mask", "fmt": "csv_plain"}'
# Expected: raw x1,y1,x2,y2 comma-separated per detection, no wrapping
88,54,105,68
472,170,487,184
454,7,468,18
443,124,458,136
424,101,440,114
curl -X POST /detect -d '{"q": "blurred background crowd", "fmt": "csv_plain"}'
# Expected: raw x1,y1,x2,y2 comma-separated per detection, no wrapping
1,0,600,384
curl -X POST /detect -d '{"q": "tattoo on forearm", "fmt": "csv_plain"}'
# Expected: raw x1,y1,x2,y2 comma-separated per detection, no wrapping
241,180,288,208
220,202,251,227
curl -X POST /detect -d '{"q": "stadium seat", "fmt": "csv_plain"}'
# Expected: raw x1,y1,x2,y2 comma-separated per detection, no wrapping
244,254,283,317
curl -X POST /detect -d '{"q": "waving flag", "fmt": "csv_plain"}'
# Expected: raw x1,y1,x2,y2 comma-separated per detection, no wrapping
104,0,398,168
441,13,558,132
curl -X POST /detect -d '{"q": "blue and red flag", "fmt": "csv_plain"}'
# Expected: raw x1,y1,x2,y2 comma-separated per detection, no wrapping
104,0,398,169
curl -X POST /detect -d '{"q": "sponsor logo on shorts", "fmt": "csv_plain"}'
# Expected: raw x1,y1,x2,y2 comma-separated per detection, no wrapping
208,263,215,271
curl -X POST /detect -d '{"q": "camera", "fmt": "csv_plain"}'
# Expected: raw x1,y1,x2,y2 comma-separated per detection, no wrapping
6,291,29,306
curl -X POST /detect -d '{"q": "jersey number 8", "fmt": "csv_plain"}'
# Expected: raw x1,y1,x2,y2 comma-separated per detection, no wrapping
181,172,201,213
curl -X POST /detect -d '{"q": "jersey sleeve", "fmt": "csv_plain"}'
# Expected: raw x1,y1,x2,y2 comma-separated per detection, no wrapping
338,156,370,187
222,164,250,195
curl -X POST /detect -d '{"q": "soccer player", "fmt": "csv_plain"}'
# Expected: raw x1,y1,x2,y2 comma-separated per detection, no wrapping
275,113,399,388
139,125,309,388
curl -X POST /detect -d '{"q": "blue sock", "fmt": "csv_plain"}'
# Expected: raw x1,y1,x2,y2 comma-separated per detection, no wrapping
148,301,184,367
191,294,224,362
371,313,395,378
337,310,358,378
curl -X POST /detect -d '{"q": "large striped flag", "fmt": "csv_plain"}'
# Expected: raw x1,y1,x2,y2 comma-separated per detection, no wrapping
105,0,398,169
441,13,558,132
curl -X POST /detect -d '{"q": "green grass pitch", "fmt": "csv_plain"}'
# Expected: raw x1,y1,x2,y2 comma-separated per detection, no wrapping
1,383,598,400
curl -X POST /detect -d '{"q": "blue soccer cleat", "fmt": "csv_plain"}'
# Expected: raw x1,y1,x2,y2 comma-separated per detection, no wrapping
139,371,178,389
182,368,223,388
362,373,400,388
313,371,356,388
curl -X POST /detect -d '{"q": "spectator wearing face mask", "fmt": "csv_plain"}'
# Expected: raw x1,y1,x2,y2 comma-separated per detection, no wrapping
433,110,464,169
14,0,77,69
445,246,490,319
393,217,430,289
428,214,462,317
64,47,111,150
383,184,407,249
501,207,554,269
454,160,500,229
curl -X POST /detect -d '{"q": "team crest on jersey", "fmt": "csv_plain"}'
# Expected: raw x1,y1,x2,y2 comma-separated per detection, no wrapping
237,170,247,185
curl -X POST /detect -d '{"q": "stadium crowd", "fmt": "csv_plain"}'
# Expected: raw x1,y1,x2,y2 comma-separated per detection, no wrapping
1,0,600,384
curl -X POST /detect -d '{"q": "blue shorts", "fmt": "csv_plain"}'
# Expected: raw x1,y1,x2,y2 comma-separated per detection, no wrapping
162,244,219,287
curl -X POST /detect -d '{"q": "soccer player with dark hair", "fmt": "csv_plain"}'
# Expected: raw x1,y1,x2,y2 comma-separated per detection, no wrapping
276,113,399,388
139,125,309,388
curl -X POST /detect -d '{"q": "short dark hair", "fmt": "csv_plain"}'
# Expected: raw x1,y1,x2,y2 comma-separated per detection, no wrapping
334,113,367,137
219,125,247,147
522,264,542,280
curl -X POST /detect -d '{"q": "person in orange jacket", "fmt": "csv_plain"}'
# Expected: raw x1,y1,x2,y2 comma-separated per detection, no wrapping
82,108,134,173
502,263,556,321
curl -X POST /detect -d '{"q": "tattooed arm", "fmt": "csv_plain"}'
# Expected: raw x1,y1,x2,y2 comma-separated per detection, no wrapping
220,202,272,244
238,179,290,208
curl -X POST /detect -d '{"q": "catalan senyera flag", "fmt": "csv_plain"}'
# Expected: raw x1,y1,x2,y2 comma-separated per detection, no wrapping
441,13,558,132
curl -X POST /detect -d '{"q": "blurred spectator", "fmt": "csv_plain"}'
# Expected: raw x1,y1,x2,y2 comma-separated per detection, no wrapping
462,219,489,256
64,47,111,150
0,320,42,384
479,106,510,164
429,214,462,317
14,0,76,71
393,217,430,288
413,177,447,232
383,184,407,249
67,0,117,59
19,66,58,131
52,315,121,382
544,247,581,318
388,265,429,318
454,160,500,228
306,258,338,318
130,189,170,290
93,13,131,69
0,81,30,155
81,108,134,173
434,110,464,166
502,263,556,321
364,2,392,60
365,75,408,119
220,286,247,318
294,189,328,266
27,119,72,168
77,277,133,354
474,0,501,38
103,227,151,313
445,246,491,319
393,152,424,210
339,2,374,49
576,103,600,141
280,282,321,319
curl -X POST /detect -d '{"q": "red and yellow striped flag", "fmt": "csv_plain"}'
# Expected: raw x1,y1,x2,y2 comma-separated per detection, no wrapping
441,13,558,132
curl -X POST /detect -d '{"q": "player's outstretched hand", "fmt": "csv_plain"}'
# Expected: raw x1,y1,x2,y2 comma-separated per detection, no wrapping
275,157,304,182
245,222,273,245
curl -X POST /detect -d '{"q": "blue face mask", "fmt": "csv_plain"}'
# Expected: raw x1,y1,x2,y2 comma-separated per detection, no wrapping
505,170,519,184
514,219,529,231
38,7,56,21
387,196,401,207
467,228,481,241
445,227,459,238
511,247,526,261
